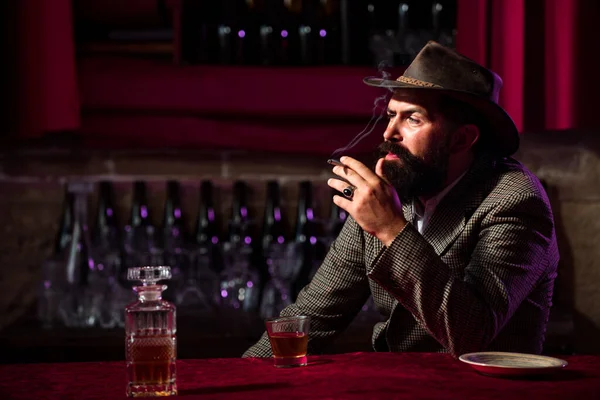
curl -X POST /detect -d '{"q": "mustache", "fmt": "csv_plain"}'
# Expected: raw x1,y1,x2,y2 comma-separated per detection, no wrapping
376,141,419,162
378,141,404,157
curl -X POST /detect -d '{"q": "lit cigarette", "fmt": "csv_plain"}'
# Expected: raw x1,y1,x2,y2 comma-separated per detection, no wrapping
327,158,346,167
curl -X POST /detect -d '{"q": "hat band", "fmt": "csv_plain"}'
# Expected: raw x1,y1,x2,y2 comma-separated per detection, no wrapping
396,75,443,88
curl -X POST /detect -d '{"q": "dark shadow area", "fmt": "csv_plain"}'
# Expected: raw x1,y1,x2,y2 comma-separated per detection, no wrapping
178,382,290,396
573,310,600,355
547,175,600,355
479,369,587,382
541,180,575,355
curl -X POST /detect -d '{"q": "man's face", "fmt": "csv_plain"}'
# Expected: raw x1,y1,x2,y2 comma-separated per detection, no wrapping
377,91,453,203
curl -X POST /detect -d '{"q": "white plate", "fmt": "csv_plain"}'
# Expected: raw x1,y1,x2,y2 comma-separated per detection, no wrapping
459,352,568,377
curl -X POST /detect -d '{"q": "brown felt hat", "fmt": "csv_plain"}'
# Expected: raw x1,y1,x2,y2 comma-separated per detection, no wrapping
364,41,519,157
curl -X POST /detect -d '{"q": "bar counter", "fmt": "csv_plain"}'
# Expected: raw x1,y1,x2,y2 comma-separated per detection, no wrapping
1,352,598,399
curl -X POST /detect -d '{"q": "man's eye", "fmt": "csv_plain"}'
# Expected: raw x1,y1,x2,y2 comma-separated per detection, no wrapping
407,117,421,124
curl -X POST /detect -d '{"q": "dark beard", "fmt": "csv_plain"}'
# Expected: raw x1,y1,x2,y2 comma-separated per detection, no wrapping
376,139,450,203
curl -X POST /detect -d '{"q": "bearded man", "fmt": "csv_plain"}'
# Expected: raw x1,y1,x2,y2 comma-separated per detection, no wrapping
243,41,559,358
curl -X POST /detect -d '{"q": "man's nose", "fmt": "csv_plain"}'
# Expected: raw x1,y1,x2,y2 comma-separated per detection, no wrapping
383,124,400,142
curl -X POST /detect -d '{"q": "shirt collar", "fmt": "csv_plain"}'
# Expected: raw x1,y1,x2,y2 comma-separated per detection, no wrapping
413,170,468,218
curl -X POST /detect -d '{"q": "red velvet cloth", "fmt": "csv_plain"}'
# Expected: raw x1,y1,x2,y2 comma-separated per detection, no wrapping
1,352,598,399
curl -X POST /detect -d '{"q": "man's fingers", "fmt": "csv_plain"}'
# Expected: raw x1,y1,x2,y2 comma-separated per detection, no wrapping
332,164,366,188
327,178,354,194
340,156,380,185
332,194,352,211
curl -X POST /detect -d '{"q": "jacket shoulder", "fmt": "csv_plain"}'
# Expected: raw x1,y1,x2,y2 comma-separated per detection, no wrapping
484,157,549,203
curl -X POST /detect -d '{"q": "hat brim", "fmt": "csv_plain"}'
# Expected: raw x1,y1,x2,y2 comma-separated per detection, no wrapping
363,77,519,157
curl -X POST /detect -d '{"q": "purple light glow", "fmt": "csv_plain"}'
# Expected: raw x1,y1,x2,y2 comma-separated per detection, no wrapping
340,211,347,220
98,263,104,271
244,236,252,245
174,209,181,218
307,208,314,220
44,280,51,289
319,29,327,37
221,289,228,298
274,207,281,221
125,225,131,232
281,30,288,38
141,206,148,219
247,281,254,288
208,208,215,222
241,207,248,218
106,208,113,217
211,236,219,244
88,260,95,270
310,236,317,245
238,30,246,38
277,235,285,244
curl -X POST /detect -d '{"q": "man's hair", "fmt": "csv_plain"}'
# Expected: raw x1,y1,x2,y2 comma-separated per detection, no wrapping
438,95,491,157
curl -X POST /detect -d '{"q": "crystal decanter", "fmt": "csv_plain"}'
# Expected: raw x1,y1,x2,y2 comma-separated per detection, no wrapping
125,266,177,397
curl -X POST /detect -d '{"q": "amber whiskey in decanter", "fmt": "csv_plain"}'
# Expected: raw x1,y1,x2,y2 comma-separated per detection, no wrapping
125,266,177,397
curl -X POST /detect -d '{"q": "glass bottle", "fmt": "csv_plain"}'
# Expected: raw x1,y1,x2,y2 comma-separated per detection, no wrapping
176,180,220,310
58,182,99,328
162,180,188,300
55,186,75,255
217,0,235,64
257,0,277,65
124,181,162,274
125,266,177,397
194,180,220,251
93,181,128,329
292,181,319,299
38,186,74,329
259,181,292,319
220,181,261,311
315,0,342,65
260,181,286,268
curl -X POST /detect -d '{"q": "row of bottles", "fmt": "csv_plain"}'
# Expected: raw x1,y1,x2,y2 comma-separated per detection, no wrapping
179,0,457,66
38,179,350,329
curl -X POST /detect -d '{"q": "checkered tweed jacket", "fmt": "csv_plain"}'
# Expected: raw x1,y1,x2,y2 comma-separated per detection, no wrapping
243,156,559,358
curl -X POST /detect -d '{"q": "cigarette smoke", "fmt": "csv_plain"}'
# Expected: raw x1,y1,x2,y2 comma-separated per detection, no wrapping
330,61,393,159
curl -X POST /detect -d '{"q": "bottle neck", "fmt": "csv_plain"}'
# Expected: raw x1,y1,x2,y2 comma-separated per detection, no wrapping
134,285,166,302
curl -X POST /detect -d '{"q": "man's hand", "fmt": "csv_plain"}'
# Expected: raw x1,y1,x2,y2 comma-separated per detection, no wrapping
327,156,407,247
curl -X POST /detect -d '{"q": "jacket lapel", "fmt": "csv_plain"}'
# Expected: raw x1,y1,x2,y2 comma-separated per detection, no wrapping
421,156,494,256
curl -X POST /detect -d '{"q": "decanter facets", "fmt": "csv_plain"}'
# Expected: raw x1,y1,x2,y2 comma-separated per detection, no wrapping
128,266,172,285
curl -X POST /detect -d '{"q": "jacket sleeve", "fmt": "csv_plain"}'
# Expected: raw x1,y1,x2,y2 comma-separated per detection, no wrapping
367,192,556,358
242,216,371,357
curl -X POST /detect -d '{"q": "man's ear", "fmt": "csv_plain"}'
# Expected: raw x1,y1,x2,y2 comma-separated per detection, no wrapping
450,124,480,154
